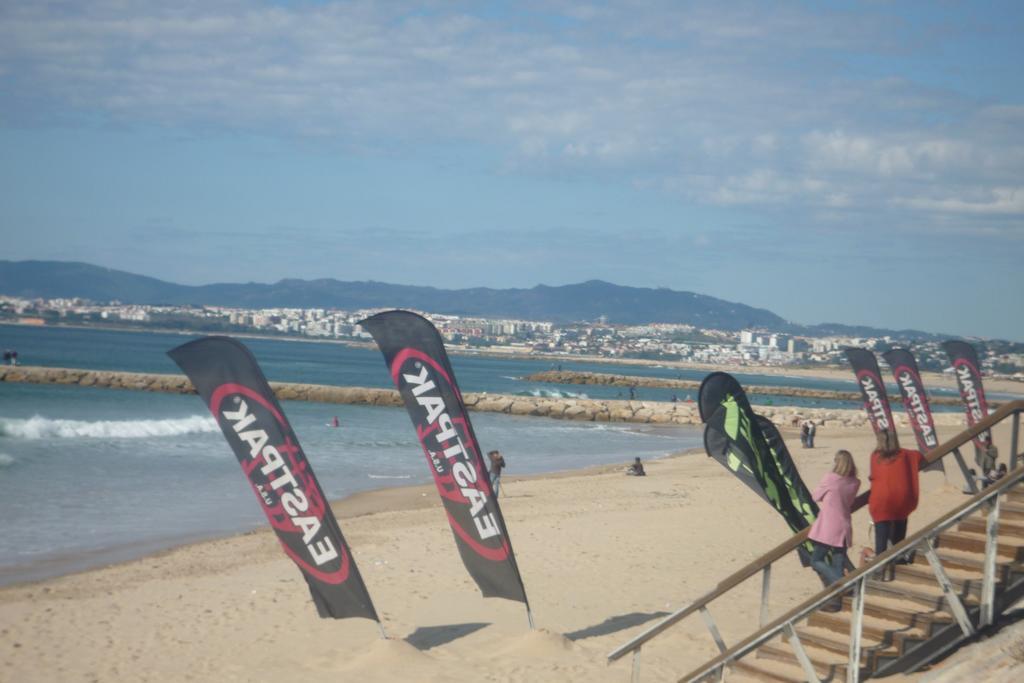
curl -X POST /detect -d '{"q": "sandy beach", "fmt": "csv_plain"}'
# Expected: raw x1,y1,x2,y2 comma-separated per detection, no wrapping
2,416,1021,682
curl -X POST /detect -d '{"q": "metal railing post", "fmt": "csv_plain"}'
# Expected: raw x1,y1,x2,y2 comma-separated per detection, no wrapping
784,623,820,683
847,576,866,683
760,564,772,627
1011,412,1020,470
631,648,641,683
952,447,977,494
980,495,1001,627
700,606,729,653
921,538,976,637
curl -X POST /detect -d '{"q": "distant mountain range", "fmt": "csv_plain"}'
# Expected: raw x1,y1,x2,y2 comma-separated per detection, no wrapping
0,260,944,339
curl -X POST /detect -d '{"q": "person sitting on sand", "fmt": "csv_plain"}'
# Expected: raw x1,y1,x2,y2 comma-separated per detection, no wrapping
626,457,646,476
808,450,860,610
985,463,1008,488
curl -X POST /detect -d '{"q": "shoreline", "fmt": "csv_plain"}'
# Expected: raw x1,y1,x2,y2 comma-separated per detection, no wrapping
0,446,703,590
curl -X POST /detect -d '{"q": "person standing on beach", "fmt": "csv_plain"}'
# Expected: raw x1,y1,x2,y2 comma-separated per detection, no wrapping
807,422,816,448
868,430,923,577
488,450,506,498
978,436,998,477
807,450,860,609
800,422,810,448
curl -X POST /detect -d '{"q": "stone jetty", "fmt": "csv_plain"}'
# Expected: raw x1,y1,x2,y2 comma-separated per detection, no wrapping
1,365,972,431
526,369,969,406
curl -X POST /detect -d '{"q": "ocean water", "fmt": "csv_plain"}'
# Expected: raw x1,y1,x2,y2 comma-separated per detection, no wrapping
0,326,702,586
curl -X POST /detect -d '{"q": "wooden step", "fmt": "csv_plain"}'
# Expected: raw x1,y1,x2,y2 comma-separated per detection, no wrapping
787,623,898,670
844,593,954,635
935,530,1024,559
809,607,931,647
865,575,978,612
757,638,853,681
892,561,993,599
732,658,812,683
1001,501,1024,522
958,515,1024,538
912,545,990,573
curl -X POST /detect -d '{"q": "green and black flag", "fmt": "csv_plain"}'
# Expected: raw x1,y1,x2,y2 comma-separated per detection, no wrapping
699,372,818,563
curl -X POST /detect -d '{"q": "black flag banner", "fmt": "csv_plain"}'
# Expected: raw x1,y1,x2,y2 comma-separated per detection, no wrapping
943,340,992,448
360,310,529,605
168,336,379,621
882,348,944,472
699,372,818,562
844,348,896,437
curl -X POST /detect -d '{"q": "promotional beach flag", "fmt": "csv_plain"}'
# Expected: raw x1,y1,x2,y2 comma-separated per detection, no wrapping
360,310,529,606
168,336,379,621
882,348,945,472
942,340,992,449
844,348,896,437
699,372,818,562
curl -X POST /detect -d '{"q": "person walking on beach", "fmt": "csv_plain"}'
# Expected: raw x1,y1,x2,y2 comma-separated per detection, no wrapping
807,422,816,448
868,430,923,578
808,450,860,610
488,450,506,498
800,422,810,448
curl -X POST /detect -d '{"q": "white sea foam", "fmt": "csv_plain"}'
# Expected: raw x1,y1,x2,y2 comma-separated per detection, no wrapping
0,415,219,440
367,474,412,479
520,388,590,399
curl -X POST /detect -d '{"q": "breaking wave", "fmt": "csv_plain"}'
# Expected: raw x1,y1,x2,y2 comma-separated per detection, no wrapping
367,473,412,480
0,453,14,468
518,388,590,399
0,415,219,440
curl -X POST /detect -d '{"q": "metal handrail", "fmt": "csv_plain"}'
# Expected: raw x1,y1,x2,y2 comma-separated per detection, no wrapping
681,461,1024,682
607,399,1024,672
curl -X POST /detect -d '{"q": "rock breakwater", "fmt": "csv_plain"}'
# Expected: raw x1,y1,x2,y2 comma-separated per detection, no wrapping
526,370,970,406
1,365,972,431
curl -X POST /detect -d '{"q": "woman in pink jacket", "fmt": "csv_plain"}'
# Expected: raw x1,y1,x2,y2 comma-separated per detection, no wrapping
808,450,861,606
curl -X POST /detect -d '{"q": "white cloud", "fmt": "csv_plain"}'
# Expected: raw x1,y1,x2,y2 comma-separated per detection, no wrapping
802,130,974,177
0,1,1021,235
894,187,1024,216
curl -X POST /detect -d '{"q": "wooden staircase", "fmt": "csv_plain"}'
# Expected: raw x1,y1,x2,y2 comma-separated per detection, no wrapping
730,486,1024,681
609,401,1024,683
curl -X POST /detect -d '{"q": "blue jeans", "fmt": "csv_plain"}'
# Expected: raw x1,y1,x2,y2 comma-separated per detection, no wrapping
811,541,847,586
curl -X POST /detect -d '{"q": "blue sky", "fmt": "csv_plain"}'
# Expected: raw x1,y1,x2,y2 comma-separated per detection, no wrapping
1,1,1022,340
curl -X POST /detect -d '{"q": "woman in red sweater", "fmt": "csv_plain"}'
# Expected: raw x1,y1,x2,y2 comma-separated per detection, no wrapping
868,430,923,575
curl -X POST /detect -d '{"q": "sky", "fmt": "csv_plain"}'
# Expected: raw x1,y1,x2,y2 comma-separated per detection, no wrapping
1,1,1022,340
